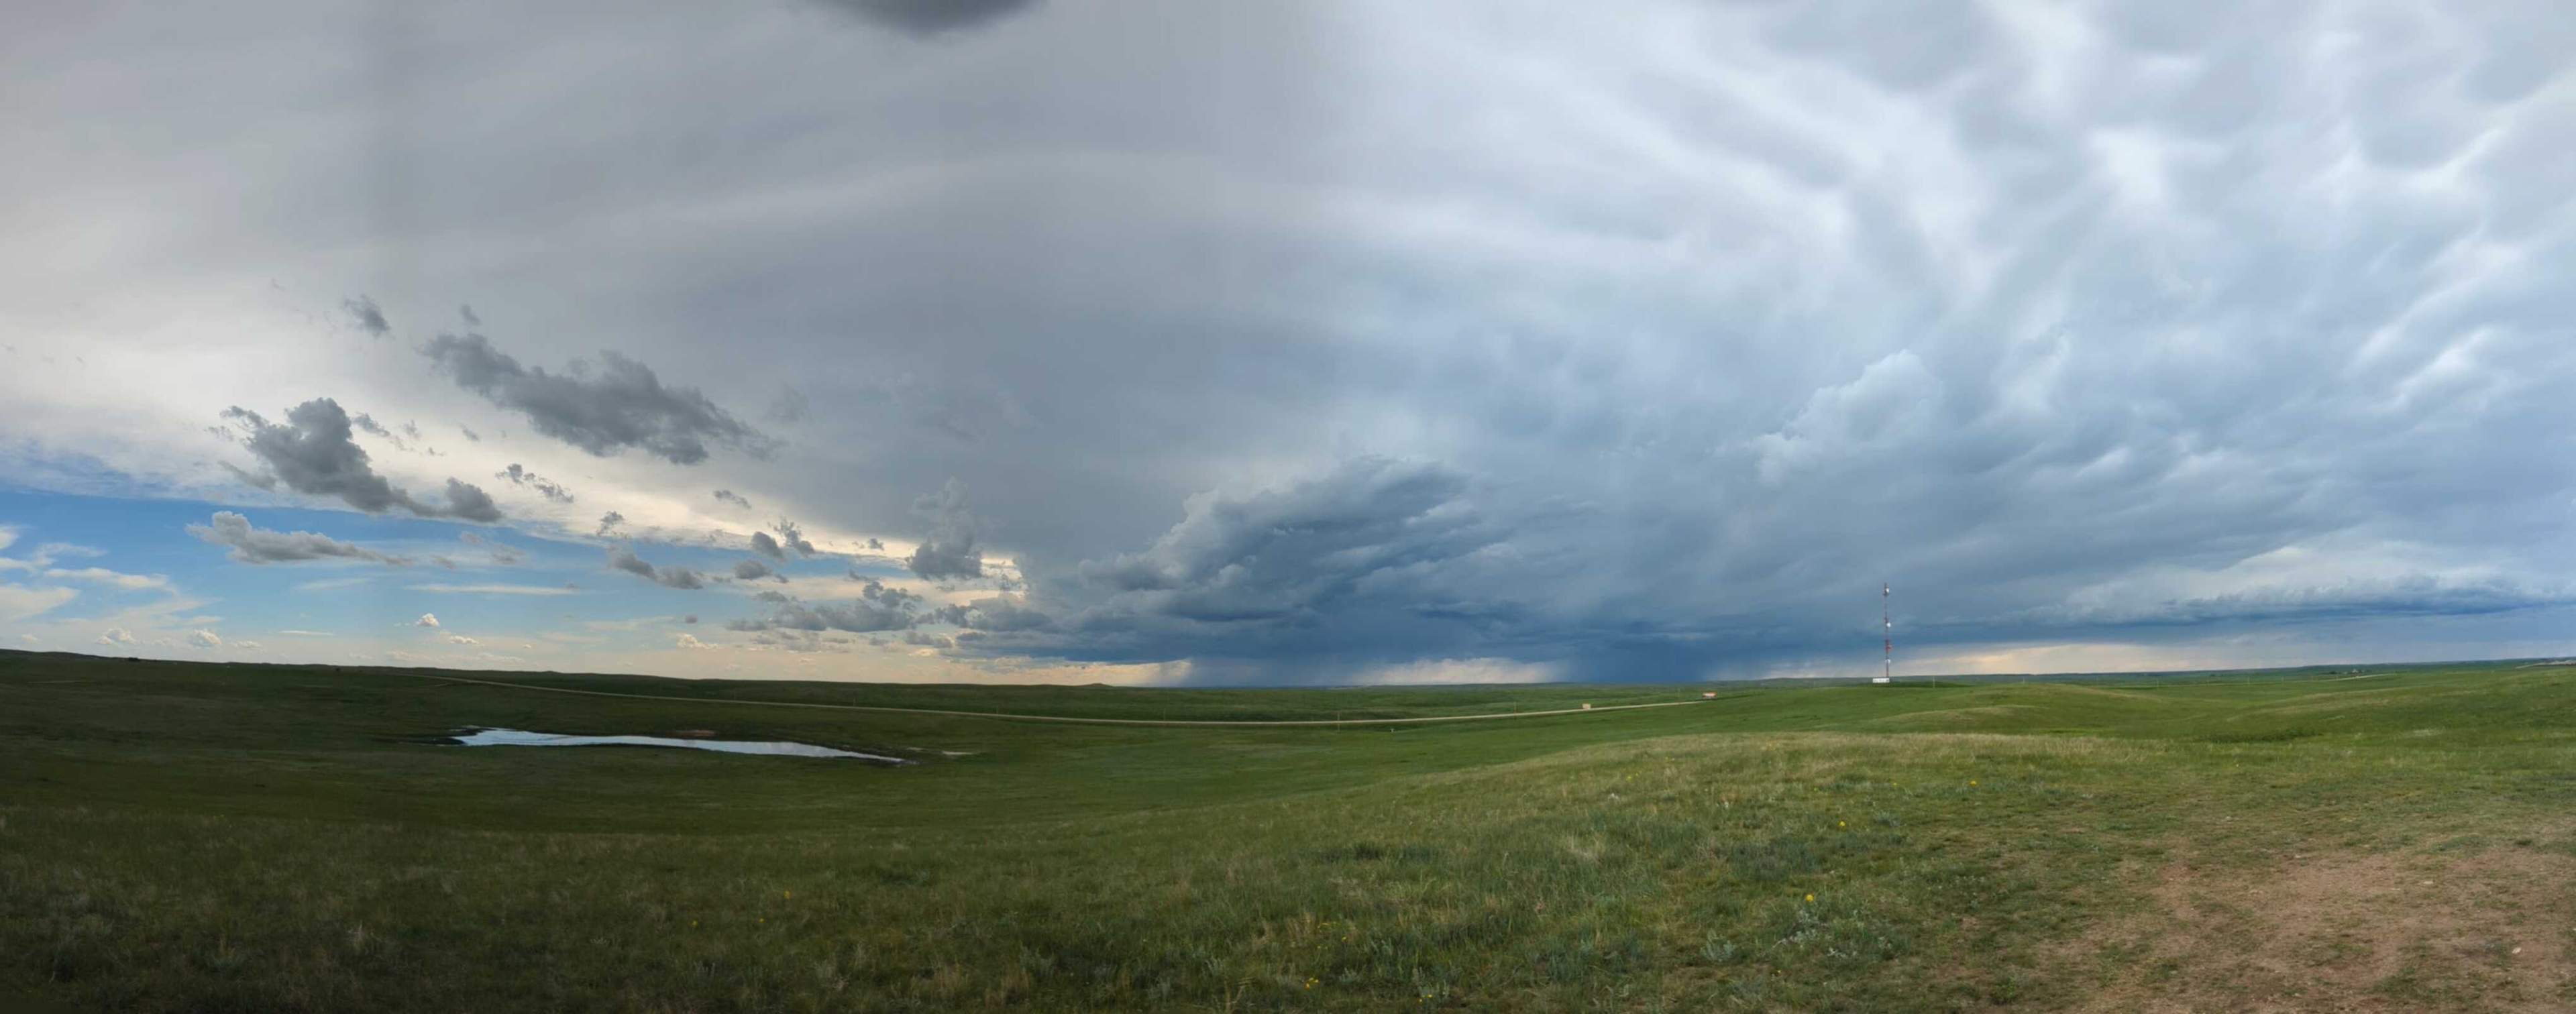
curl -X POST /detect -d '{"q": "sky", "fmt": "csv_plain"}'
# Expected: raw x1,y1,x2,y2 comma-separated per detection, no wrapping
5,0,2575,685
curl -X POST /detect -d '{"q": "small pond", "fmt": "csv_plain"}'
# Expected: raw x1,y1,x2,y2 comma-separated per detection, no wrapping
445,727,908,763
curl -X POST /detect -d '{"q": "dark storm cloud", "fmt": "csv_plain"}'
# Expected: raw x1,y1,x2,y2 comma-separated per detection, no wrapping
420,332,775,465
606,545,706,589
904,480,983,581
23,0,2576,682
712,489,752,510
495,463,575,504
219,399,502,521
733,559,784,582
188,511,409,565
949,459,1499,671
749,530,785,561
594,512,625,538
342,294,389,338
817,0,1038,36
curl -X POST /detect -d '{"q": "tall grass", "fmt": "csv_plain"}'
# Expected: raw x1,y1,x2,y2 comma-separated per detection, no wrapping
5,652,2573,1010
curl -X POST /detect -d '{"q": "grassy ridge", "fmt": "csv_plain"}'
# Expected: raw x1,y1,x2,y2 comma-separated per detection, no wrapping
4,651,2574,1011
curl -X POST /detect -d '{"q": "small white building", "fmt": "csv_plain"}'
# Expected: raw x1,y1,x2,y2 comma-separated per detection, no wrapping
1871,676,1891,684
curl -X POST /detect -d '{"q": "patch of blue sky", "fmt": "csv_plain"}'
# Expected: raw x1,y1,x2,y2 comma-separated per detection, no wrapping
0,490,816,649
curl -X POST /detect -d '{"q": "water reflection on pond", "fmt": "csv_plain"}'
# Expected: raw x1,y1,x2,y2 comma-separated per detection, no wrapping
446,727,907,763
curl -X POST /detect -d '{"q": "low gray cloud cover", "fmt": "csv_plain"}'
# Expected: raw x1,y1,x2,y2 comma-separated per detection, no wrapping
9,1,2576,682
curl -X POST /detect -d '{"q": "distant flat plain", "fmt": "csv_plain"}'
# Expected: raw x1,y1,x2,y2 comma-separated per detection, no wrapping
3,651,2571,1011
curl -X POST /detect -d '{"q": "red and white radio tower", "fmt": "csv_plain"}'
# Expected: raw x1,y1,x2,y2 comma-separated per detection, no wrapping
1882,583,1892,681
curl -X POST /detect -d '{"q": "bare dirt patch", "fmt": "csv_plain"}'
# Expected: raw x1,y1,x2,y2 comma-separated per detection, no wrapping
2059,842,2576,1012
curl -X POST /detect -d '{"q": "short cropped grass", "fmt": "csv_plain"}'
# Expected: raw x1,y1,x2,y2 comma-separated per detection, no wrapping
4,651,2573,1011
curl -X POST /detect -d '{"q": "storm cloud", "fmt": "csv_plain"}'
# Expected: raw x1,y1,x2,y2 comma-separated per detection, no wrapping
421,333,774,465
13,1,2576,681
952,459,1499,669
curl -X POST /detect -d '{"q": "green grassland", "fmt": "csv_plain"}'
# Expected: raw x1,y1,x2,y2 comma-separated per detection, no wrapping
4,650,2573,1011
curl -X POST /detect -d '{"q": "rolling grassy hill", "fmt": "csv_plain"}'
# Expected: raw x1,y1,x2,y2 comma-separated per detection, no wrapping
4,650,2572,1011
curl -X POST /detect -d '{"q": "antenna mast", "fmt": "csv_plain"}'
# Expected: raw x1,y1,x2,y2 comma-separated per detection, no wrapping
1883,583,1892,681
